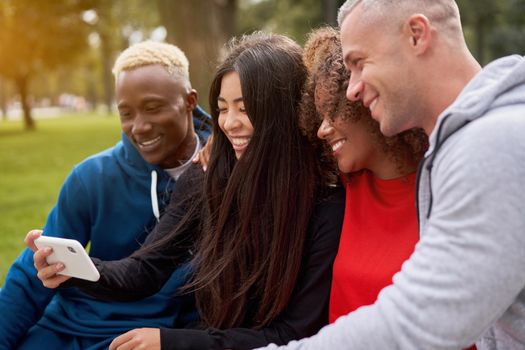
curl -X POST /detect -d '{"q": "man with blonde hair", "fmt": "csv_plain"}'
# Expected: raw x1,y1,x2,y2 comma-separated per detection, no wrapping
257,0,525,349
0,41,211,349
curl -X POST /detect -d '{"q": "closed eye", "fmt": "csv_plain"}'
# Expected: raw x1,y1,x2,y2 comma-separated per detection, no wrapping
144,104,162,113
118,110,132,119
351,58,362,68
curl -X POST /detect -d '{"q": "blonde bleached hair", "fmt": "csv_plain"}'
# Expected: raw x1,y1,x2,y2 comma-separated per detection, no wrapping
112,41,190,80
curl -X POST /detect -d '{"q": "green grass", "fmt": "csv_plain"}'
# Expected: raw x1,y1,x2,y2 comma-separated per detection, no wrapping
0,114,122,284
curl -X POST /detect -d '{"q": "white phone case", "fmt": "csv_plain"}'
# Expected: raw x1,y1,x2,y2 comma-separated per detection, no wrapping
34,236,100,282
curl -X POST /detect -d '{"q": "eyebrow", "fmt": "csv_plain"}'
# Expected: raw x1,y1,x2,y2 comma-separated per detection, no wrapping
218,96,244,103
344,47,364,63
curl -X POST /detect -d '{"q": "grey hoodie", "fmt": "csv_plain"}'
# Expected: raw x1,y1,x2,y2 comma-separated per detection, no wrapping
256,55,525,350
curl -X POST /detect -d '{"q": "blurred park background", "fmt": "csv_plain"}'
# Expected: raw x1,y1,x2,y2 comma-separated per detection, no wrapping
1,0,524,283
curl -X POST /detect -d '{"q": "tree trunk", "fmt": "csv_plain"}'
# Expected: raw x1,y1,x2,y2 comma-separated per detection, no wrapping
0,78,7,120
323,0,338,26
16,76,35,130
157,0,237,103
85,63,99,112
100,31,115,115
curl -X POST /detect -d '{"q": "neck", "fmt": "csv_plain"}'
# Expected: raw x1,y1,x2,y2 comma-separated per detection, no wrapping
368,149,417,180
167,132,197,169
424,51,482,135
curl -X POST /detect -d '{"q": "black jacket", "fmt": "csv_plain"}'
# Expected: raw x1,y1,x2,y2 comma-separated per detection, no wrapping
69,165,345,350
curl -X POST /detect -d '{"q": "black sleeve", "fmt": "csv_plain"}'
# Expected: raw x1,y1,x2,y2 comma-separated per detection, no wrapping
159,187,346,350
62,166,205,301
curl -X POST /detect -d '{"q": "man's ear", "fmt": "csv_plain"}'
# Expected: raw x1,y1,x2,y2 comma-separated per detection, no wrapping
186,89,198,111
404,14,432,55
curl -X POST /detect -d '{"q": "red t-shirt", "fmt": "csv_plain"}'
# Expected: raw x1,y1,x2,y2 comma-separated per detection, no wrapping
329,170,477,350
329,170,419,322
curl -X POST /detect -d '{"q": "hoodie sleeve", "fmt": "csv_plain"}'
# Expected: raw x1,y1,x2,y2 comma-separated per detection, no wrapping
253,108,525,350
0,168,91,349
157,188,345,350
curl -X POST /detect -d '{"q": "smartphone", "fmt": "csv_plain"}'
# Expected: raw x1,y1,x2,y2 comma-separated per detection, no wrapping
34,236,100,282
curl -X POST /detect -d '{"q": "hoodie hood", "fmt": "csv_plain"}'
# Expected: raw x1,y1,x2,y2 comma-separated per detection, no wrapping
417,55,525,222
428,55,525,154
118,132,167,176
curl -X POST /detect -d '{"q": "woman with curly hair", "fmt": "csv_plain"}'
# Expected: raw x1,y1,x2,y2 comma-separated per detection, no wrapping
28,32,345,350
301,26,428,324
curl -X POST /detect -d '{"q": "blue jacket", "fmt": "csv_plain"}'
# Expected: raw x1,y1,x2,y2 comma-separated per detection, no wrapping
0,107,211,349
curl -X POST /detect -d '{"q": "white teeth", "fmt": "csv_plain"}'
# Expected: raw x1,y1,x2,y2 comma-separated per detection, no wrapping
332,139,346,152
231,137,250,146
370,98,378,112
139,136,161,147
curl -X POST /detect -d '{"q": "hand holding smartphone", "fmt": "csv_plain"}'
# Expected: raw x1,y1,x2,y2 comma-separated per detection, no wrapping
34,236,100,282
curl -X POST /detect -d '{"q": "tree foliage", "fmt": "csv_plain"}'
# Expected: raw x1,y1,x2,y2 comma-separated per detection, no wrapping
457,0,525,64
0,0,94,129
0,0,523,130
237,0,345,44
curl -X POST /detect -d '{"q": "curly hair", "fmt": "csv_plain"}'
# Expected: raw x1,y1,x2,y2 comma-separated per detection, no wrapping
300,26,428,176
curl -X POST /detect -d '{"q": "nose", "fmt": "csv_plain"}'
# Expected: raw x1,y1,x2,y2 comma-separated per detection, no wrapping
223,110,242,132
132,113,152,135
346,75,364,102
317,118,334,140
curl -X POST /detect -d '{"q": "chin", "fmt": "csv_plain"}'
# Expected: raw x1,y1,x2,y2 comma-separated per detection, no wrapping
379,122,398,137
338,162,353,174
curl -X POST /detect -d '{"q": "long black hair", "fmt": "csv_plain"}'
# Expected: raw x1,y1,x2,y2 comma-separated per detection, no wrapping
191,32,323,328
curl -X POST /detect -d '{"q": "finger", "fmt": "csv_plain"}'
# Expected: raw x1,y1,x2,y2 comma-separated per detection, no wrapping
202,147,210,166
24,230,43,252
199,133,213,172
109,331,136,350
36,262,67,287
41,273,71,289
192,152,200,164
33,247,53,270
196,148,210,172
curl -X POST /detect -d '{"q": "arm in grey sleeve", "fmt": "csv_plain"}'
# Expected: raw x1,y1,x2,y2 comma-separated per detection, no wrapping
255,113,525,350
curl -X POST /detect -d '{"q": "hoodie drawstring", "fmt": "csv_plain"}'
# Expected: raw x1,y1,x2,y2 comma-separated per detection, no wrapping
151,170,160,223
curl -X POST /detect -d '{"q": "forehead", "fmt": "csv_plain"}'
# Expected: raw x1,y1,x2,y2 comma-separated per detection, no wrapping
117,65,183,89
340,5,379,62
219,71,242,96
116,64,186,99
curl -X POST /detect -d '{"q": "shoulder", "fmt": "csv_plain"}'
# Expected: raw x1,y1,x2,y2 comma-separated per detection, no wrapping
171,164,206,202
308,186,345,247
314,186,346,216
176,164,205,189
429,106,525,217
436,105,525,174
73,143,120,175
468,104,525,139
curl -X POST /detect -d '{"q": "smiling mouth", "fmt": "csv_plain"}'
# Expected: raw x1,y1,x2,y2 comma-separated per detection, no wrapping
230,137,251,149
137,136,162,149
330,139,346,153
